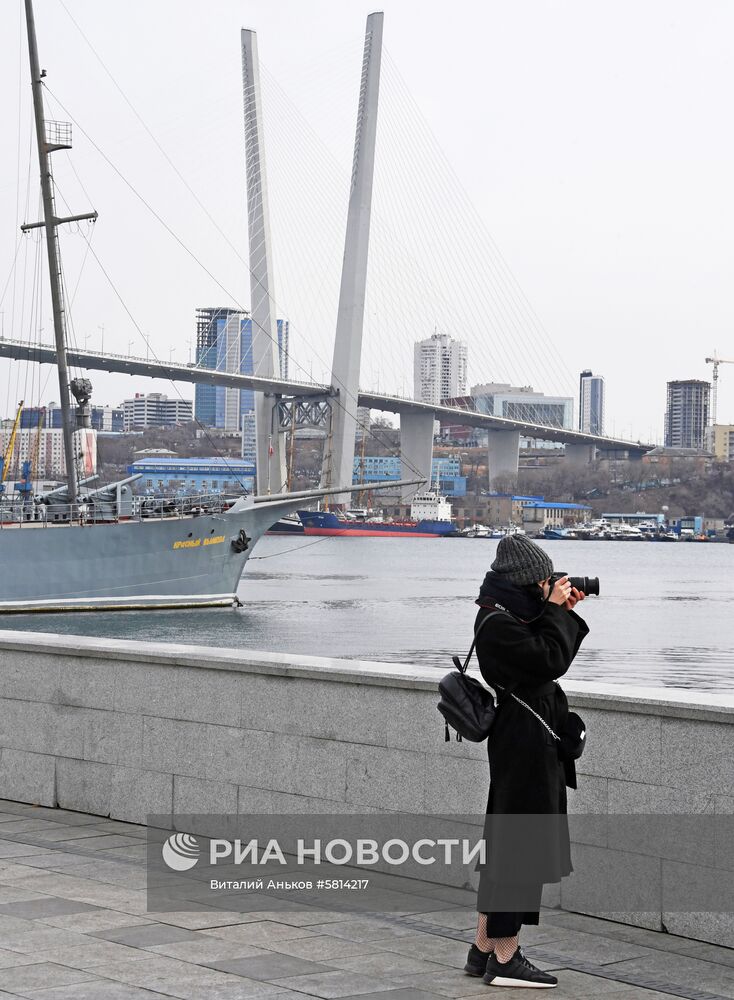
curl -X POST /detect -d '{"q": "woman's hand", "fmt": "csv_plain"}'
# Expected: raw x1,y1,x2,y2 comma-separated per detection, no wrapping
546,575,572,606
564,587,585,611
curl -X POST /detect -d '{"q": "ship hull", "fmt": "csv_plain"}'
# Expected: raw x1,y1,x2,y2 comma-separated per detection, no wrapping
298,511,455,537
0,496,304,613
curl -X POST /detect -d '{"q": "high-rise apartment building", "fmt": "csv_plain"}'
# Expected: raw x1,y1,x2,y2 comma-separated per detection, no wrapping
413,332,467,405
579,370,605,435
195,307,289,432
122,393,193,431
0,427,97,479
664,380,710,449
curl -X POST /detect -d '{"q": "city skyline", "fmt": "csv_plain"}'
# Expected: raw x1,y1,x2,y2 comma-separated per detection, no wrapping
1,1,733,443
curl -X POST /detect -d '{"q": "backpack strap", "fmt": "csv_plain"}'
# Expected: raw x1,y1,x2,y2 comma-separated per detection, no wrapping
452,610,508,675
474,607,561,740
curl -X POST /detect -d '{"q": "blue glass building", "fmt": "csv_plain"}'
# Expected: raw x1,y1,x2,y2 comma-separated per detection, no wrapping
194,308,288,431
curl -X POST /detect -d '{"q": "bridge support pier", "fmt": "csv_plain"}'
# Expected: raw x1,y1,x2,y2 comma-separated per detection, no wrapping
487,429,520,490
399,412,434,500
565,443,597,467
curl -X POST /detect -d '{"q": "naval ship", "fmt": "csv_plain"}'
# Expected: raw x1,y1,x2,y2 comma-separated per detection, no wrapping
0,0,411,613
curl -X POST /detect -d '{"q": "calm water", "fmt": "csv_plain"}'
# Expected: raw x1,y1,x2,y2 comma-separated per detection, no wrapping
2,537,733,693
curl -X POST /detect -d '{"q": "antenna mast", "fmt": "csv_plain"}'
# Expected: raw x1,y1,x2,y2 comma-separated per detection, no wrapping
22,0,97,501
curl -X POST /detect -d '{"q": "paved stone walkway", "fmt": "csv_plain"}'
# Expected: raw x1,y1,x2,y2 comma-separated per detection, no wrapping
0,799,732,999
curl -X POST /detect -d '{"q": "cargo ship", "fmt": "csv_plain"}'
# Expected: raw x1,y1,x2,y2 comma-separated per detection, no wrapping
297,490,457,537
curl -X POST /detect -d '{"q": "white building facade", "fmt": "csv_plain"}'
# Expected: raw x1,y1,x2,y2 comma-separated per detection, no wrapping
122,393,193,432
0,427,97,479
414,333,467,405
471,382,573,428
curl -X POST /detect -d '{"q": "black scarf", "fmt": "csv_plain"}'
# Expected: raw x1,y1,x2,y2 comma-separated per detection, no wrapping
475,570,546,622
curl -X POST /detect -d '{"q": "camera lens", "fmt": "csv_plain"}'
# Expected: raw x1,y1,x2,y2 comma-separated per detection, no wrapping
568,576,600,597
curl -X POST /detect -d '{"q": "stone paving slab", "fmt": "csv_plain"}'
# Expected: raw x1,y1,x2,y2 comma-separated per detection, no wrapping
529,927,659,965
373,934,476,968
144,908,260,930
269,970,400,998
0,922,95,954
201,920,321,946
415,909,477,931
300,918,431,943
146,937,273,963
31,939,157,969
14,824,118,843
265,935,390,962
0,895,100,918
36,909,152,932
0,946,39,970
22,986,174,1000
55,833,145,851
0,804,98,825
0,885,49,903
204,954,339,980
0,960,100,993
0,818,64,835
94,922,209,948
325,952,450,978
7,851,114,872
0,840,51,859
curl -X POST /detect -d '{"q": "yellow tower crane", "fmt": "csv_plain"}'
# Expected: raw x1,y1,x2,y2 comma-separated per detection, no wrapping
0,400,24,489
705,354,734,425
30,408,45,484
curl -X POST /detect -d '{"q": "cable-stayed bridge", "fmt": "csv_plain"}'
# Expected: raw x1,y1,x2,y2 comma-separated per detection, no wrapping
1,11,653,498
0,335,652,484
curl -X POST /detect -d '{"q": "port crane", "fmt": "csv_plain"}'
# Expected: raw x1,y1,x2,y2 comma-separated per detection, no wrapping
0,400,24,493
705,354,734,425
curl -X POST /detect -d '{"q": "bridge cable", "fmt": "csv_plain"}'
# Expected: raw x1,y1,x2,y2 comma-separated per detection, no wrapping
40,85,427,486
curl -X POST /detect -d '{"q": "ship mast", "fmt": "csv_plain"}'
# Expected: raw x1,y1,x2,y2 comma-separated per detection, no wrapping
21,0,97,502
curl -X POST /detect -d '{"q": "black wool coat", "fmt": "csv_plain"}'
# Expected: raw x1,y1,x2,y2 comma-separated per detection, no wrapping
473,576,589,888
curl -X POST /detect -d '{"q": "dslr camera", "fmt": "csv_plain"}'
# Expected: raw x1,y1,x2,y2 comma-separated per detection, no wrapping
551,572,600,597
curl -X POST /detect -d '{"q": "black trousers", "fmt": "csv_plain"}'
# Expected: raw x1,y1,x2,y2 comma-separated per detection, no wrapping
479,880,544,938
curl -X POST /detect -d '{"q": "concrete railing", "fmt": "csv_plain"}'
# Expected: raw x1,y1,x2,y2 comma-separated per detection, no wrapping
0,631,731,946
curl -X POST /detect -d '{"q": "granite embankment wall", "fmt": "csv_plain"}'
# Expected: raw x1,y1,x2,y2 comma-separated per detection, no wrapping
0,631,731,946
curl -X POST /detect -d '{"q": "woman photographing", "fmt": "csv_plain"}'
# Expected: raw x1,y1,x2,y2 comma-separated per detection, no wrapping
464,533,588,989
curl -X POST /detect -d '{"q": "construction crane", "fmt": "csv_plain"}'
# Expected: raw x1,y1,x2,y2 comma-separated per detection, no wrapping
0,400,24,492
30,407,44,483
18,408,45,496
705,354,734,425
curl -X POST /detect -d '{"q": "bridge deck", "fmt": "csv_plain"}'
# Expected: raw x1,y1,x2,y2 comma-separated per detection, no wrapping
0,339,652,451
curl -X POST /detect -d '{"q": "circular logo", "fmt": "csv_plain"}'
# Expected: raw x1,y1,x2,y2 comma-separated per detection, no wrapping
161,833,200,871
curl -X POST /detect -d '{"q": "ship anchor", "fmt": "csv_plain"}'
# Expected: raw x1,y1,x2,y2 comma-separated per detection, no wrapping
231,530,251,553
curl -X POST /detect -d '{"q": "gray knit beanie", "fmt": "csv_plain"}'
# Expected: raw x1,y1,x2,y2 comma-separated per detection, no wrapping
490,534,554,587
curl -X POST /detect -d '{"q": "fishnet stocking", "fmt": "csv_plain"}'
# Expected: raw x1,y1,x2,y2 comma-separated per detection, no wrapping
475,913,519,963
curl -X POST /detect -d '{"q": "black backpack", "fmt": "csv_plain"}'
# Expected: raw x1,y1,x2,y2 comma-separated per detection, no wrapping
437,611,505,742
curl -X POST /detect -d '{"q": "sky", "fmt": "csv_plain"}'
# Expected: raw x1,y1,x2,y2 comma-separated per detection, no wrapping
1,0,734,443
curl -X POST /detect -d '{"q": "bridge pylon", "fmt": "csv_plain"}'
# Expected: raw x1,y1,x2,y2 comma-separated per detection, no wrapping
241,27,287,494
321,12,384,505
